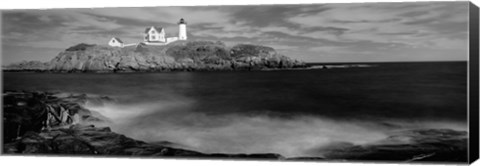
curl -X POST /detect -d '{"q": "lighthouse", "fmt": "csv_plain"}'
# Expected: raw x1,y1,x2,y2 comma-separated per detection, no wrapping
178,18,187,40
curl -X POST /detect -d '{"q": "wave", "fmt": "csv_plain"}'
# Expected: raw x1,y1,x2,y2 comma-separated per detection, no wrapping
83,98,466,158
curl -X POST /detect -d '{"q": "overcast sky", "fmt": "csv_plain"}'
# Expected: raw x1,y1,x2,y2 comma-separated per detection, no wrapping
1,1,469,64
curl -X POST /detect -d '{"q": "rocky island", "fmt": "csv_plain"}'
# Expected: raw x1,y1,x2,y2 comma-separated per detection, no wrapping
4,41,306,72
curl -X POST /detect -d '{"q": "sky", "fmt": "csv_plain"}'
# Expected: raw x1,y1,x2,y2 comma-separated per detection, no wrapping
1,1,470,64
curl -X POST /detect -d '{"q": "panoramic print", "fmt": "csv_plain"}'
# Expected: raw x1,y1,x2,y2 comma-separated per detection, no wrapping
1,1,470,163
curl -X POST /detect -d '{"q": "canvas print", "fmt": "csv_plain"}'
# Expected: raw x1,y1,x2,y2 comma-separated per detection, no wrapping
1,1,476,164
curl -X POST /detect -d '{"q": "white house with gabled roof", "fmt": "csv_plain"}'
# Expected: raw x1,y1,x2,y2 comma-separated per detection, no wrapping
108,37,124,47
144,26,166,43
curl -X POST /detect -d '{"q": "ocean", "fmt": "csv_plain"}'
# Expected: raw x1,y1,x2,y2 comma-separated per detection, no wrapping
2,62,468,158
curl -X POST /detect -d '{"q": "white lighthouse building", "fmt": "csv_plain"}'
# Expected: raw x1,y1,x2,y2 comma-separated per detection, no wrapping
178,18,187,40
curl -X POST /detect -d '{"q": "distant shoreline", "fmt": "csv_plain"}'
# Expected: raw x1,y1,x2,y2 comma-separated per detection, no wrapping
306,60,467,65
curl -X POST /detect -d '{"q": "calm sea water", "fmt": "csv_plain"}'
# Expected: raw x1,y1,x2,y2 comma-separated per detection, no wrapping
3,62,467,121
2,62,468,157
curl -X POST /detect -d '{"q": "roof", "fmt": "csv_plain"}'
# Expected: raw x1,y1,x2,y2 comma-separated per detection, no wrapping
145,26,164,33
178,18,187,24
112,37,124,43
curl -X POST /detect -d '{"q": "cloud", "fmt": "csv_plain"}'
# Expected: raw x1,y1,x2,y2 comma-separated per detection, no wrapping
2,10,126,47
286,2,468,48
1,2,469,64
83,6,233,25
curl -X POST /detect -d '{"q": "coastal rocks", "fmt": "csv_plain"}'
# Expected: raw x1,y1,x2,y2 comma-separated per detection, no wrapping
2,90,285,159
49,45,123,72
65,43,96,51
2,91,108,143
309,129,468,162
4,60,50,71
4,41,307,72
3,124,285,159
3,91,49,143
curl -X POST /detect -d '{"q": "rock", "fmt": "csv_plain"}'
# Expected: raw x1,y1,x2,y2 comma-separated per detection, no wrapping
4,123,286,159
2,90,286,159
4,41,306,72
310,129,468,162
3,60,50,71
3,91,49,142
230,44,277,59
65,43,96,51
2,90,106,143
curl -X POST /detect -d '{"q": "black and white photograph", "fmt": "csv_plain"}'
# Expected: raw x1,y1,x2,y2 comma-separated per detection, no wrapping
1,0,478,165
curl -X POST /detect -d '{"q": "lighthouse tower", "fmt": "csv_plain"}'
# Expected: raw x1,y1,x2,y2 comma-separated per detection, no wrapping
178,18,187,40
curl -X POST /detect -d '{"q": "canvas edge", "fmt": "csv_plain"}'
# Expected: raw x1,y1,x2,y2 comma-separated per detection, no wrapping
0,1,476,165
469,1,480,164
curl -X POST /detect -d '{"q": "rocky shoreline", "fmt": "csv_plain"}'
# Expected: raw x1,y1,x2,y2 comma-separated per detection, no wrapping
4,41,307,73
2,90,285,159
2,90,468,162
